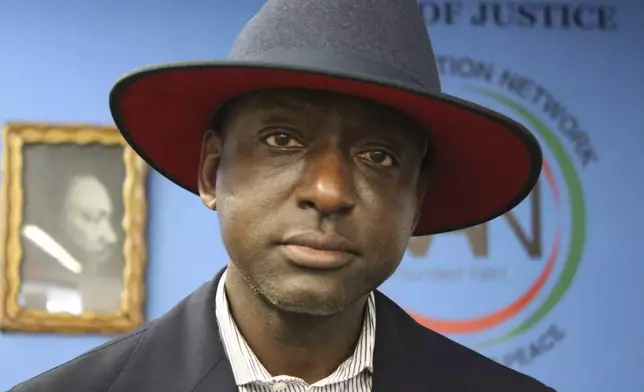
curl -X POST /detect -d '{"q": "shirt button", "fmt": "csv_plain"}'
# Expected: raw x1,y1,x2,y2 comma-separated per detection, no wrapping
272,382,288,391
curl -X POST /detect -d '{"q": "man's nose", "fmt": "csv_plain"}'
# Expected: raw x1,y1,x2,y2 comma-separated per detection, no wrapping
99,221,118,245
295,148,357,217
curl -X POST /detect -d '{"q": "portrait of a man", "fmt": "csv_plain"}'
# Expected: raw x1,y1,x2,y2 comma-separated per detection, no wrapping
18,142,126,315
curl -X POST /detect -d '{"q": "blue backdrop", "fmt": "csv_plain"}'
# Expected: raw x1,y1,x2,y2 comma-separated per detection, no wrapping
1,1,642,390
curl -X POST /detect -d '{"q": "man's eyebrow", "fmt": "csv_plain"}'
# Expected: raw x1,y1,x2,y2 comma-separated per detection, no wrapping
213,93,311,133
249,95,312,112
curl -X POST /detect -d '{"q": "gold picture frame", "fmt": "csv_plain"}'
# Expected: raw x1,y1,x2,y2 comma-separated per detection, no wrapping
0,122,148,334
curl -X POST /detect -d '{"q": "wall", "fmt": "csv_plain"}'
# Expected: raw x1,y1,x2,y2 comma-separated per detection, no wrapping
1,1,642,390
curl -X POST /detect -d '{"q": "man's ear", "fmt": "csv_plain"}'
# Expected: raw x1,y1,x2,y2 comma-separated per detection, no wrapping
198,130,222,210
412,154,432,229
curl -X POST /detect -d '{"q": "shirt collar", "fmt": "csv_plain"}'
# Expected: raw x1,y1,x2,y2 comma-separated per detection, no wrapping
215,270,376,386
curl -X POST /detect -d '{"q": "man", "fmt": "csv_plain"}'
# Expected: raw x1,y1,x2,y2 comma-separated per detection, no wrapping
61,175,119,268
59,174,123,313
12,0,554,391
20,148,123,315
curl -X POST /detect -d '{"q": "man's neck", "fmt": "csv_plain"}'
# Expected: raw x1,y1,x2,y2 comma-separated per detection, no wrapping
223,265,368,384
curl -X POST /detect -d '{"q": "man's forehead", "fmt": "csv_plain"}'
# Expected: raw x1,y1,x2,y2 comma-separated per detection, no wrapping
222,88,418,126
217,88,430,155
227,89,344,114
65,176,112,209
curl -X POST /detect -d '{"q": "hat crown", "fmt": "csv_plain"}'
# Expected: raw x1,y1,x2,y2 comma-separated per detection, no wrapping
229,0,441,90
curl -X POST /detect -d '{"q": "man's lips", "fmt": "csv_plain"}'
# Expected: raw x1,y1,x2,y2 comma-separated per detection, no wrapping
279,231,359,270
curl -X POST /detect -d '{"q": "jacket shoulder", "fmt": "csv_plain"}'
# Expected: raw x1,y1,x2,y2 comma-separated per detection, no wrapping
9,327,149,392
376,291,556,391
412,320,555,391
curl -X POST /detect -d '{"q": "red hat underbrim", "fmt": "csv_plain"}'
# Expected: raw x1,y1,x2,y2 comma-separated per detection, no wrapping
110,63,542,236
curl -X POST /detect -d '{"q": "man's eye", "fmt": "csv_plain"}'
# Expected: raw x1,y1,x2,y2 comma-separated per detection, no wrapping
356,150,397,167
262,133,304,148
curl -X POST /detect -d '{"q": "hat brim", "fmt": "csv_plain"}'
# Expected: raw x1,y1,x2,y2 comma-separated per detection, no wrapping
110,62,542,236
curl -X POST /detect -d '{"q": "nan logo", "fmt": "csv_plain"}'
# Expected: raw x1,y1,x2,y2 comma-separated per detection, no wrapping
394,55,597,368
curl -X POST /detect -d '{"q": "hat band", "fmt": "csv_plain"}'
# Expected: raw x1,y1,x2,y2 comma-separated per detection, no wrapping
231,48,428,89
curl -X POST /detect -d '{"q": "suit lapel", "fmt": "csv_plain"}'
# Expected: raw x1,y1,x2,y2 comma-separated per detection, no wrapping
112,270,451,392
191,356,238,392
371,291,440,392
109,268,238,392
190,268,238,392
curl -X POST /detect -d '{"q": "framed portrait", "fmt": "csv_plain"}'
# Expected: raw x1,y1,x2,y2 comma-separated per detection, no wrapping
0,122,148,334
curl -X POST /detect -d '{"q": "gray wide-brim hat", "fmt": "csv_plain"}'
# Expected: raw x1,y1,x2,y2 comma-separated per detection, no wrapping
109,0,542,236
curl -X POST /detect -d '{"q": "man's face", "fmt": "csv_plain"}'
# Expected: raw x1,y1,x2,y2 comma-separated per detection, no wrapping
62,175,118,264
200,89,429,316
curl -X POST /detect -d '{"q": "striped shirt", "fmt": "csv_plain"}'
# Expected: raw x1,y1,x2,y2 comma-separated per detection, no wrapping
215,270,376,392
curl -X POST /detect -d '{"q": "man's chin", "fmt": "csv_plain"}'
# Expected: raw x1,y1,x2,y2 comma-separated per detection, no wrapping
272,300,346,317
246,270,363,316
260,288,350,317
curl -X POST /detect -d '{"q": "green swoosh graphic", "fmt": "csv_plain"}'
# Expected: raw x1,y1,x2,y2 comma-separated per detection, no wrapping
467,88,587,348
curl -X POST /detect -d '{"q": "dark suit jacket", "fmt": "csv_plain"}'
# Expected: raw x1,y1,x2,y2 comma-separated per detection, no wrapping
11,268,555,392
